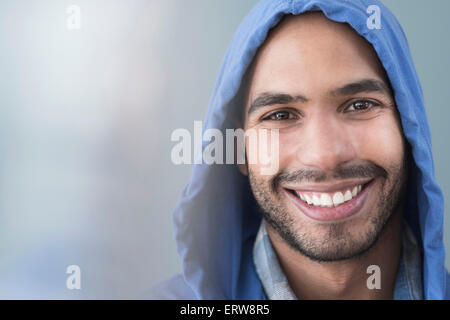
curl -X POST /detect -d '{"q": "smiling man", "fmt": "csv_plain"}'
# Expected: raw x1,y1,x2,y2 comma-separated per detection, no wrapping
242,13,409,299
150,0,449,300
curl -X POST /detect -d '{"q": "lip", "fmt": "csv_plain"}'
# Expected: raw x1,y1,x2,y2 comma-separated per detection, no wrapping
285,179,375,222
285,179,372,193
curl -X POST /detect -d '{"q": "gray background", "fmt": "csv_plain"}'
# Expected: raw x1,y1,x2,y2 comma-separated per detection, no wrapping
0,0,448,298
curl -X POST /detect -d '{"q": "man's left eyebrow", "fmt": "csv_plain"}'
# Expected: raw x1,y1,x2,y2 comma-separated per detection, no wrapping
330,79,392,97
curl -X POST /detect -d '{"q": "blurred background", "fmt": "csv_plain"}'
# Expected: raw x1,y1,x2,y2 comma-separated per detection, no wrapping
0,0,448,298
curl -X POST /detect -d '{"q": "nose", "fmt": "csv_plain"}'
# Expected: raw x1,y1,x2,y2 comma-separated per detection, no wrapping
295,114,356,172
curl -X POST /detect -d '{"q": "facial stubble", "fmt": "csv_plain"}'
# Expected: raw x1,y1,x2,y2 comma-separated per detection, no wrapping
248,159,408,263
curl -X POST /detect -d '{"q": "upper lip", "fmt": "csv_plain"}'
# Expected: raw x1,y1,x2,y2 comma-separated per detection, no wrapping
284,178,373,193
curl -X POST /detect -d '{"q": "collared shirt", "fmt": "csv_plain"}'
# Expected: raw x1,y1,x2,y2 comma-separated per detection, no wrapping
253,219,423,300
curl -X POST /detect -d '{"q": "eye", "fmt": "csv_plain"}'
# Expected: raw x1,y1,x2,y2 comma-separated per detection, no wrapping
263,110,297,121
345,100,380,112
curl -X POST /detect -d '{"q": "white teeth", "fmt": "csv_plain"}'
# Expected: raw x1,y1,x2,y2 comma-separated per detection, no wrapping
332,192,344,206
296,184,365,207
312,194,321,206
320,193,333,207
304,194,312,205
344,190,352,201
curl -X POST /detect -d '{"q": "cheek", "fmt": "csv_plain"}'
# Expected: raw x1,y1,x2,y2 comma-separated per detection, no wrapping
352,116,405,167
244,128,282,174
277,133,300,167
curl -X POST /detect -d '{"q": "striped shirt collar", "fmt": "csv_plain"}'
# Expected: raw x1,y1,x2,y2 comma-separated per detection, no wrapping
253,219,423,300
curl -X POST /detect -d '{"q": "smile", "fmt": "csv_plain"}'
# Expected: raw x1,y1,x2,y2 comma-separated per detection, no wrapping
295,184,363,207
285,179,375,222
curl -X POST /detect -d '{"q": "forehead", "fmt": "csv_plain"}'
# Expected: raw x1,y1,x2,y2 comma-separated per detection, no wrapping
246,12,387,105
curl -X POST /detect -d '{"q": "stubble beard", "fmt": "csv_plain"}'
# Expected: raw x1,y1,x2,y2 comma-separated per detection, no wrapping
248,160,408,263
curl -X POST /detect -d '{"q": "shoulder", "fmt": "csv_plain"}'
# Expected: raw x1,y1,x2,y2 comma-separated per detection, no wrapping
144,274,197,300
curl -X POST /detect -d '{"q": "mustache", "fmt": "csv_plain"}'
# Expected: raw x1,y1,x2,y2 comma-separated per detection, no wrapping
271,162,388,193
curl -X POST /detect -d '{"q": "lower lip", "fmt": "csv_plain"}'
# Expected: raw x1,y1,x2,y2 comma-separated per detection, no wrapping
285,180,375,222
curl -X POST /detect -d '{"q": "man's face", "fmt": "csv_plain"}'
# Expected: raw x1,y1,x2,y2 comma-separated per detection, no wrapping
243,13,408,262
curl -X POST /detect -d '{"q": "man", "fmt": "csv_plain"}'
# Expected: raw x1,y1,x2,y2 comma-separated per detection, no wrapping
151,0,449,299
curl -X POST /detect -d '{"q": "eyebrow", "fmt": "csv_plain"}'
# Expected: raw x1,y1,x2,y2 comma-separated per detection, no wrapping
248,78,391,115
248,93,307,115
330,78,391,97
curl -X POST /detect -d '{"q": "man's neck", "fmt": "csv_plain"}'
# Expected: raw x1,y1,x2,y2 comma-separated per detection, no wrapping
265,212,403,300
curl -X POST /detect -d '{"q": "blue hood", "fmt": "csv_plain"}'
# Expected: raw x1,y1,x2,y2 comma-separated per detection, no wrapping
157,0,449,299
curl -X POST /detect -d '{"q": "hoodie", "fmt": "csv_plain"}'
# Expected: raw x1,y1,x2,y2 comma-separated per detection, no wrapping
150,0,449,299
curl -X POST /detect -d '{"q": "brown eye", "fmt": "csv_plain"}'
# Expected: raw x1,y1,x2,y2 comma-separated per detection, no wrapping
264,110,295,121
346,100,379,112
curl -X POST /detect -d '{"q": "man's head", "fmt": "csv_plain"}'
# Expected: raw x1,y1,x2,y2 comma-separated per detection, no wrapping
240,12,408,262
